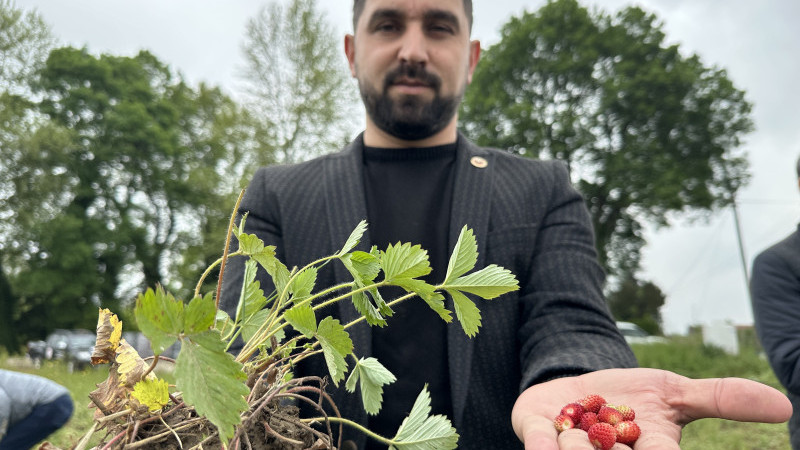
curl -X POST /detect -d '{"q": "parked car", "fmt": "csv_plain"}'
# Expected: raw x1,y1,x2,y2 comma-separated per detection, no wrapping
64,332,97,373
43,328,94,362
616,321,667,345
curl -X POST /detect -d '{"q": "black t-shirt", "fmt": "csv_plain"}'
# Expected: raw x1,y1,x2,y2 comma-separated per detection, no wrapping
362,141,457,445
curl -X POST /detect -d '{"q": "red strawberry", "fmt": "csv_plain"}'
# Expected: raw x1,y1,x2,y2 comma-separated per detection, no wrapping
614,404,636,421
560,402,584,423
597,405,624,426
587,422,617,450
579,411,598,432
615,420,641,445
579,394,606,414
553,414,575,432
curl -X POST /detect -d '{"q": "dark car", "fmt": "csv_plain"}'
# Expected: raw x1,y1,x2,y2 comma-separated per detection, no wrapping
64,332,97,373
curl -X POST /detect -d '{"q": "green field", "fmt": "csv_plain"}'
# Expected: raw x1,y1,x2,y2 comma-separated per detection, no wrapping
1,334,792,449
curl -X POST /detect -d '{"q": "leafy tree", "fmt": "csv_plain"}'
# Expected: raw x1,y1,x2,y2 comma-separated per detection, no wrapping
461,0,752,278
608,277,665,335
0,0,56,350
4,48,254,337
239,0,358,164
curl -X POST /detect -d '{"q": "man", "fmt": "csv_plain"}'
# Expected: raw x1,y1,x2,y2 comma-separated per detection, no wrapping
220,0,792,448
0,369,74,450
750,156,800,449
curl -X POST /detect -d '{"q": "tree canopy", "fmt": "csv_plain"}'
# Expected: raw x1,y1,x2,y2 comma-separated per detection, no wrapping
461,0,752,279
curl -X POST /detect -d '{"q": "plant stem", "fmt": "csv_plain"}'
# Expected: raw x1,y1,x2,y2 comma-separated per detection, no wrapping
343,292,417,330
194,251,242,300
214,188,246,308
301,416,395,446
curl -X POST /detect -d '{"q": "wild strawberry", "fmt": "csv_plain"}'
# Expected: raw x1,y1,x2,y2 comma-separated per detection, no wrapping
560,402,584,424
579,411,598,432
614,404,636,421
615,420,641,445
553,414,575,432
587,422,617,450
579,394,606,414
597,405,624,426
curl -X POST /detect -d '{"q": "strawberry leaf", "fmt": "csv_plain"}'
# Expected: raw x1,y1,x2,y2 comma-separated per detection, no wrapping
443,264,519,299
236,259,267,322
289,267,317,303
345,357,396,415
284,304,317,338
390,385,459,450
446,290,481,337
184,292,216,335
393,279,452,322
443,226,478,285
315,317,352,386
338,220,368,256
175,330,248,443
131,378,170,412
134,286,183,355
381,242,431,282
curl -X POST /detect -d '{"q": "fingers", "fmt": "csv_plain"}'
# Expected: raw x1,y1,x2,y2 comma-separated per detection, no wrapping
675,376,792,423
514,414,559,450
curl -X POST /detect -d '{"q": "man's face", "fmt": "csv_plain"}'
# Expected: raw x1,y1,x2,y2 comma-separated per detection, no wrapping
346,0,480,142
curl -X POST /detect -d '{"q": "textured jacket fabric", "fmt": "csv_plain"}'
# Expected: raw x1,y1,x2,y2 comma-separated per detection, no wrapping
219,133,637,448
751,224,800,449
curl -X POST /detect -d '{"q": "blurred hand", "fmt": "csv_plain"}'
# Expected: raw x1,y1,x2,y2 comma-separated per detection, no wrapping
511,368,792,450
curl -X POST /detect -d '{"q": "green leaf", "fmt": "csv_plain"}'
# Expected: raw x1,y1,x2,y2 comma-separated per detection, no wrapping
175,330,249,443
215,309,234,337
381,243,431,282
444,264,519,299
134,286,183,355
240,309,271,343
446,290,481,337
289,267,317,303
341,251,381,284
316,317,352,386
184,292,216,335
351,288,388,327
235,231,290,295
284,304,317,338
237,259,267,321
338,220,368,255
345,357,397,415
131,378,170,412
393,279,451,322
443,226,478,285
390,385,459,450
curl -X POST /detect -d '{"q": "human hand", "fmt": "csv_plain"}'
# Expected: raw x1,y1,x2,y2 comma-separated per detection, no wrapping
511,368,792,449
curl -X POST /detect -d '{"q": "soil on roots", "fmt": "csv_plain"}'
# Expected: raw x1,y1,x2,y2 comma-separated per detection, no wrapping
100,401,326,450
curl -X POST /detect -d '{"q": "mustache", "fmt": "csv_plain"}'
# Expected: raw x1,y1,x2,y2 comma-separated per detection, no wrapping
383,64,441,91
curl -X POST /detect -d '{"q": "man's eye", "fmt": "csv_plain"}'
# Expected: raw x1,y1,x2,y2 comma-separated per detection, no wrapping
428,24,455,35
375,22,399,32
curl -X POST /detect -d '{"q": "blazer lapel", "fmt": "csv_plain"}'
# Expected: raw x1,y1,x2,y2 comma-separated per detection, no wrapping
323,134,373,357
447,133,494,429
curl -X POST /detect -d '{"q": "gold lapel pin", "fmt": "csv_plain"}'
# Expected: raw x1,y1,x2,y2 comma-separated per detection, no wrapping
470,156,488,168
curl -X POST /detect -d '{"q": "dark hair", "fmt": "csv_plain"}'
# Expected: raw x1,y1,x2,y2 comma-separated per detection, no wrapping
796,155,800,178
352,0,473,34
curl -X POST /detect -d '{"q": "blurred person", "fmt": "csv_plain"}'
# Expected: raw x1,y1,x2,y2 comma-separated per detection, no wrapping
750,155,800,449
0,369,74,450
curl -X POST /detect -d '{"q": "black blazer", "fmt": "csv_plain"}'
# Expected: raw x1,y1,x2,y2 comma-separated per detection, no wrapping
220,133,636,448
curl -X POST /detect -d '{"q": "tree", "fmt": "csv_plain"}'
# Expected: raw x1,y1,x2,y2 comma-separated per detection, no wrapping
608,277,665,335
3,48,255,337
0,0,56,350
460,0,752,278
239,0,358,165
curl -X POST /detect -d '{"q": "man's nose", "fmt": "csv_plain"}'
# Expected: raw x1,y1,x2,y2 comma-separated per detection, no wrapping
397,25,428,65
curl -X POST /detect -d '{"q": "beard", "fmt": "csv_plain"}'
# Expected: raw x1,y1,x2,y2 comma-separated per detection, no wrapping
358,64,463,141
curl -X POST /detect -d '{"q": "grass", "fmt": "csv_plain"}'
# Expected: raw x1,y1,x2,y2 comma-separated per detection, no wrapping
2,334,793,449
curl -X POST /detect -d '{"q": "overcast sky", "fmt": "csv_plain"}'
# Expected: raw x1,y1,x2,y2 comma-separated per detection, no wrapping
19,0,800,334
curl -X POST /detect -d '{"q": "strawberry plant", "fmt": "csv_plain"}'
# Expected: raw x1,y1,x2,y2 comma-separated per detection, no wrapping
52,194,519,449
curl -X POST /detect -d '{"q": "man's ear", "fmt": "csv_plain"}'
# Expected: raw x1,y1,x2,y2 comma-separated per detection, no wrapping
345,34,357,77
466,40,481,84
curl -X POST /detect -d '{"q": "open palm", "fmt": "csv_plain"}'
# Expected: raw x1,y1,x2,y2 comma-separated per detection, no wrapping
511,368,791,449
